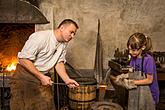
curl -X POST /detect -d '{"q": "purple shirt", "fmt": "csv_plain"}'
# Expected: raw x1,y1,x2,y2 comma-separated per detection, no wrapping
130,54,159,104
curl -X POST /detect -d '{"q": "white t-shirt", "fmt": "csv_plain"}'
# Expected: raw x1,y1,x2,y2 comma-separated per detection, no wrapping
18,30,67,73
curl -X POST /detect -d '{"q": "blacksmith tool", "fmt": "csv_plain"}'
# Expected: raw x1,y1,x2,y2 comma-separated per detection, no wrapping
52,82,66,85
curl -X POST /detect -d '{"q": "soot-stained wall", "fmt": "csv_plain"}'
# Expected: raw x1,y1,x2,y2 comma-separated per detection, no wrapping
36,0,165,69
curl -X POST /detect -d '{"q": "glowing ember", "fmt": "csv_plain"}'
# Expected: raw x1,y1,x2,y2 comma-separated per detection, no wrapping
6,62,17,71
99,84,107,88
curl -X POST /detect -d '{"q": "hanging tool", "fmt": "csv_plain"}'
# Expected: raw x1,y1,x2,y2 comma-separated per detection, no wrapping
94,19,103,86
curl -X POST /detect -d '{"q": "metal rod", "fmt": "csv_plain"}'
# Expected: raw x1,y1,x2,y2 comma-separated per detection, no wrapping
52,82,66,85
11,78,103,87
55,73,60,110
53,82,100,87
11,78,67,86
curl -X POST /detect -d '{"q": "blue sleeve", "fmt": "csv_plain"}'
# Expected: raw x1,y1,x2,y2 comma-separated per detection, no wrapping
145,57,155,75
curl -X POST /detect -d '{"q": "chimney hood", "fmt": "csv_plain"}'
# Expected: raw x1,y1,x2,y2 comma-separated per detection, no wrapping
0,0,49,24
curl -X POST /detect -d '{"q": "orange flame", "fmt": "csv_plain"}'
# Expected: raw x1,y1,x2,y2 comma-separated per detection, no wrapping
6,62,17,72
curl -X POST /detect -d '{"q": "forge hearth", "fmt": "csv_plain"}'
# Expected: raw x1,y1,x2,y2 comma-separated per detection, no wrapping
0,24,34,68
0,0,49,69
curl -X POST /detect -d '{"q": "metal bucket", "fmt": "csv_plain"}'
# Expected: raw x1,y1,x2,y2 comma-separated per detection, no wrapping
68,77,97,110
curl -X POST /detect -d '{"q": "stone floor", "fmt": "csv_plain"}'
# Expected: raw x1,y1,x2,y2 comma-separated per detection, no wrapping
1,89,165,110
156,98,165,110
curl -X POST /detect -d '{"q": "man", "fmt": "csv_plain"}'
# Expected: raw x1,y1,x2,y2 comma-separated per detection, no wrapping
10,19,79,110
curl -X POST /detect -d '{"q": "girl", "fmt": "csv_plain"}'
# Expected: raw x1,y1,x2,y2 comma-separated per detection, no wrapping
127,32,159,107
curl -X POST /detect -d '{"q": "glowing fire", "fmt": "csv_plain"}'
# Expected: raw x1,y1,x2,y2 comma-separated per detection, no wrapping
6,62,17,72
99,84,107,88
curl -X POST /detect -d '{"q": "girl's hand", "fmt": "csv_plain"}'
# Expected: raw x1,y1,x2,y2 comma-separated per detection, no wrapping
123,79,137,89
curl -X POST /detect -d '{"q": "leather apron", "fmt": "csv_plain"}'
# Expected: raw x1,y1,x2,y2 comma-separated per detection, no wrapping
128,71,155,110
10,64,56,110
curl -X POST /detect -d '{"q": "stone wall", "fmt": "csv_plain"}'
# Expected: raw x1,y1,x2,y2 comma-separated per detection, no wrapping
36,0,165,69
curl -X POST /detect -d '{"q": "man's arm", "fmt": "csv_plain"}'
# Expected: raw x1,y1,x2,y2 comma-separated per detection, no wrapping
55,62,79,88
19,58,53,85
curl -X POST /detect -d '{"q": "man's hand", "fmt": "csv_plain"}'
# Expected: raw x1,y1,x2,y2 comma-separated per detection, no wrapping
65,78,79,88
39,74,53,86
55,62,79,88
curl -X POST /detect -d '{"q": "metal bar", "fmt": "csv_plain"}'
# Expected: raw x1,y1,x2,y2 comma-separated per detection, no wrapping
55,72,60,110
11,78,99,87
52,82,66,85
11,78,67,86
